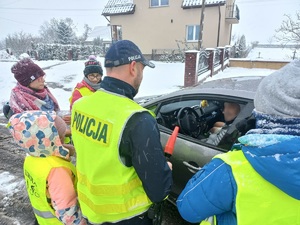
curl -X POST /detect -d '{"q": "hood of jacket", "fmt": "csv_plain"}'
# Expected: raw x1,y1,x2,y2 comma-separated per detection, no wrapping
8,110,70,160
239,133,300,200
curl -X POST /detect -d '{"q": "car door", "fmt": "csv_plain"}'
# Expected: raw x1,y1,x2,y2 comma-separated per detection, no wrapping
144,94,254,202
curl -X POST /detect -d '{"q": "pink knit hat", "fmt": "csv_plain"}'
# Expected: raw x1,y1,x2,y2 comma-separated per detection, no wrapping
11,58,45,86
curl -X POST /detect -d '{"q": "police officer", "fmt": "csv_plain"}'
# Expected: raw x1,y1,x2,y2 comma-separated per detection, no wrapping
71,40,173,225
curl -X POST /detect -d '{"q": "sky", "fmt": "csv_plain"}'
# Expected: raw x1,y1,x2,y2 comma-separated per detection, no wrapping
0,0,299,44
0,0,109,40
232,0,300,44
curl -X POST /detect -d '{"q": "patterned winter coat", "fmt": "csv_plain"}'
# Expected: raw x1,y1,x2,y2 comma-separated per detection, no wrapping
8,111,86,225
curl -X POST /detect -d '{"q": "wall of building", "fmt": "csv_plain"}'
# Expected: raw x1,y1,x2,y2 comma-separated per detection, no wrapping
109,0,233,55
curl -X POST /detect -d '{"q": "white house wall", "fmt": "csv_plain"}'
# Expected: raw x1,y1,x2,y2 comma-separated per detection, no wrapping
109,0,233,55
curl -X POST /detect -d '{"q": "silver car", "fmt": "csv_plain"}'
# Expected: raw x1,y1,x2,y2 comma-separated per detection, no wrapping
138,76,265,204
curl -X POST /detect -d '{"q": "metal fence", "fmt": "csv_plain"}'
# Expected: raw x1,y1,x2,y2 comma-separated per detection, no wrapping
197,47,231,77
224,48,230,61
213,49,221,67
152,49,185,62
197,50,210,76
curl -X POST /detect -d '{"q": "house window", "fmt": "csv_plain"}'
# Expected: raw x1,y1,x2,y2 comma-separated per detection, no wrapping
150,0,169,7
111,25,122,42
186,25,200,42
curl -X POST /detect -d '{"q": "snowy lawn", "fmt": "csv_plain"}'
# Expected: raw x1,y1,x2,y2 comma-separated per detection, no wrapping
0,58,276,113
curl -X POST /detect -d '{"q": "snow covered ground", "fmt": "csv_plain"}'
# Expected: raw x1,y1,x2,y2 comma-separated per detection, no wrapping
247,47,299,61
0,57,276,112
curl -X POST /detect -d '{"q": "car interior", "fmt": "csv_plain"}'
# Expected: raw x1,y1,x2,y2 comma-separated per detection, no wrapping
155,99,254,150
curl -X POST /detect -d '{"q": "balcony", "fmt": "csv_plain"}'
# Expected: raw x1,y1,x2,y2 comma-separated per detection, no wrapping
226,4,240,24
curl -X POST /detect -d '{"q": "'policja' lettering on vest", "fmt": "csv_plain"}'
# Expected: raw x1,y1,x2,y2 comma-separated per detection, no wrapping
72,111,111,144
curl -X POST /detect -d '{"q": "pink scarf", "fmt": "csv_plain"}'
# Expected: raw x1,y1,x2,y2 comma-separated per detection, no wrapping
10,83,60,114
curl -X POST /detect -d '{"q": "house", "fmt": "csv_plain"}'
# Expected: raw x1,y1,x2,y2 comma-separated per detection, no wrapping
85,26,112,51
102,0,239,57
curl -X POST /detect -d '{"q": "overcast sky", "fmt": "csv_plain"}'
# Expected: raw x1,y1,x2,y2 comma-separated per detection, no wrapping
0,0,108,40
0,0,299,44
233,0,300,44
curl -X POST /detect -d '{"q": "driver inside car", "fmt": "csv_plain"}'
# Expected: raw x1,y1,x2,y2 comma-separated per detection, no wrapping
205,102,240,146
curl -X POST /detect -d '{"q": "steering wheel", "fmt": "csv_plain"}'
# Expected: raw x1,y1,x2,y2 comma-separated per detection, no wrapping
177,107,206,138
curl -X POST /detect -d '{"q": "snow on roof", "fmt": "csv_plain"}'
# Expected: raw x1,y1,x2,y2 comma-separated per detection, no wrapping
182,0,226,8
85,26,112,42
102,0,135,16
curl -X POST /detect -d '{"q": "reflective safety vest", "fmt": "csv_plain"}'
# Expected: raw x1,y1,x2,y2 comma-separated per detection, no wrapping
200,216,216,225
71,90,152,224
69,86,94,105
24,156,77,225
213,151,300,225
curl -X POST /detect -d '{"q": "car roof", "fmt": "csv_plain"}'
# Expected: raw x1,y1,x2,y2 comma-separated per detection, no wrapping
139,76,266,105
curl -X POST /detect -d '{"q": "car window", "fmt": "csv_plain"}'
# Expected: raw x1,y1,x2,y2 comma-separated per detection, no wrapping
147,104,158,113
159,100,200,113
154,98,250,151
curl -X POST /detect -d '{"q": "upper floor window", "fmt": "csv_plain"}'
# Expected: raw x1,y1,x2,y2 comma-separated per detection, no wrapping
186,25,200,42
150,0,169,7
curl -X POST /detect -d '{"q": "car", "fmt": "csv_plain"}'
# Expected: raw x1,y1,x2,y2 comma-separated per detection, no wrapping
138,76,265,205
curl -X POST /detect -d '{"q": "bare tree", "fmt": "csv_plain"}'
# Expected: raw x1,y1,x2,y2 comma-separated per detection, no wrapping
39,18,59,43
5,31,39,57
0,39,6,50
230,34,250,58
274,11,300,45
39,18,77,44
79,24,92,43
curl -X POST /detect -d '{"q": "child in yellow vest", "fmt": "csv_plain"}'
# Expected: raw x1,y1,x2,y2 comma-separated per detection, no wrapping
69,55,103,110
8,110,86,225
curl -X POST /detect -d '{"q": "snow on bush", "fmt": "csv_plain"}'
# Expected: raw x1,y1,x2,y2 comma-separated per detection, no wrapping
0,50,17,61
19,53,30,60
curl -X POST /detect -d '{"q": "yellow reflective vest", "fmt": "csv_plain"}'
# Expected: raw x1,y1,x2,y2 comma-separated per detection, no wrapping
69,86,94,105
24,156,77,225
71,90,152,224
200,216,216,225
213,150,300,225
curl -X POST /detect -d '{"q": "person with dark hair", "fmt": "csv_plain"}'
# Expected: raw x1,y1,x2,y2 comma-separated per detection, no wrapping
177,60,300,225
8,110,86,225
71,40,173,225
7,58,60,117
69,55,103,110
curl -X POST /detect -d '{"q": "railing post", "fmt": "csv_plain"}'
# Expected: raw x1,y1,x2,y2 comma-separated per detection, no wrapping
224,45,231,67
218,47,225,70
184,50,199,87
206,48,215,77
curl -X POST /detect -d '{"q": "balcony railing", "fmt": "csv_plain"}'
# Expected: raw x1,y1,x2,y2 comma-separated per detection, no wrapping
226,4,240,24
